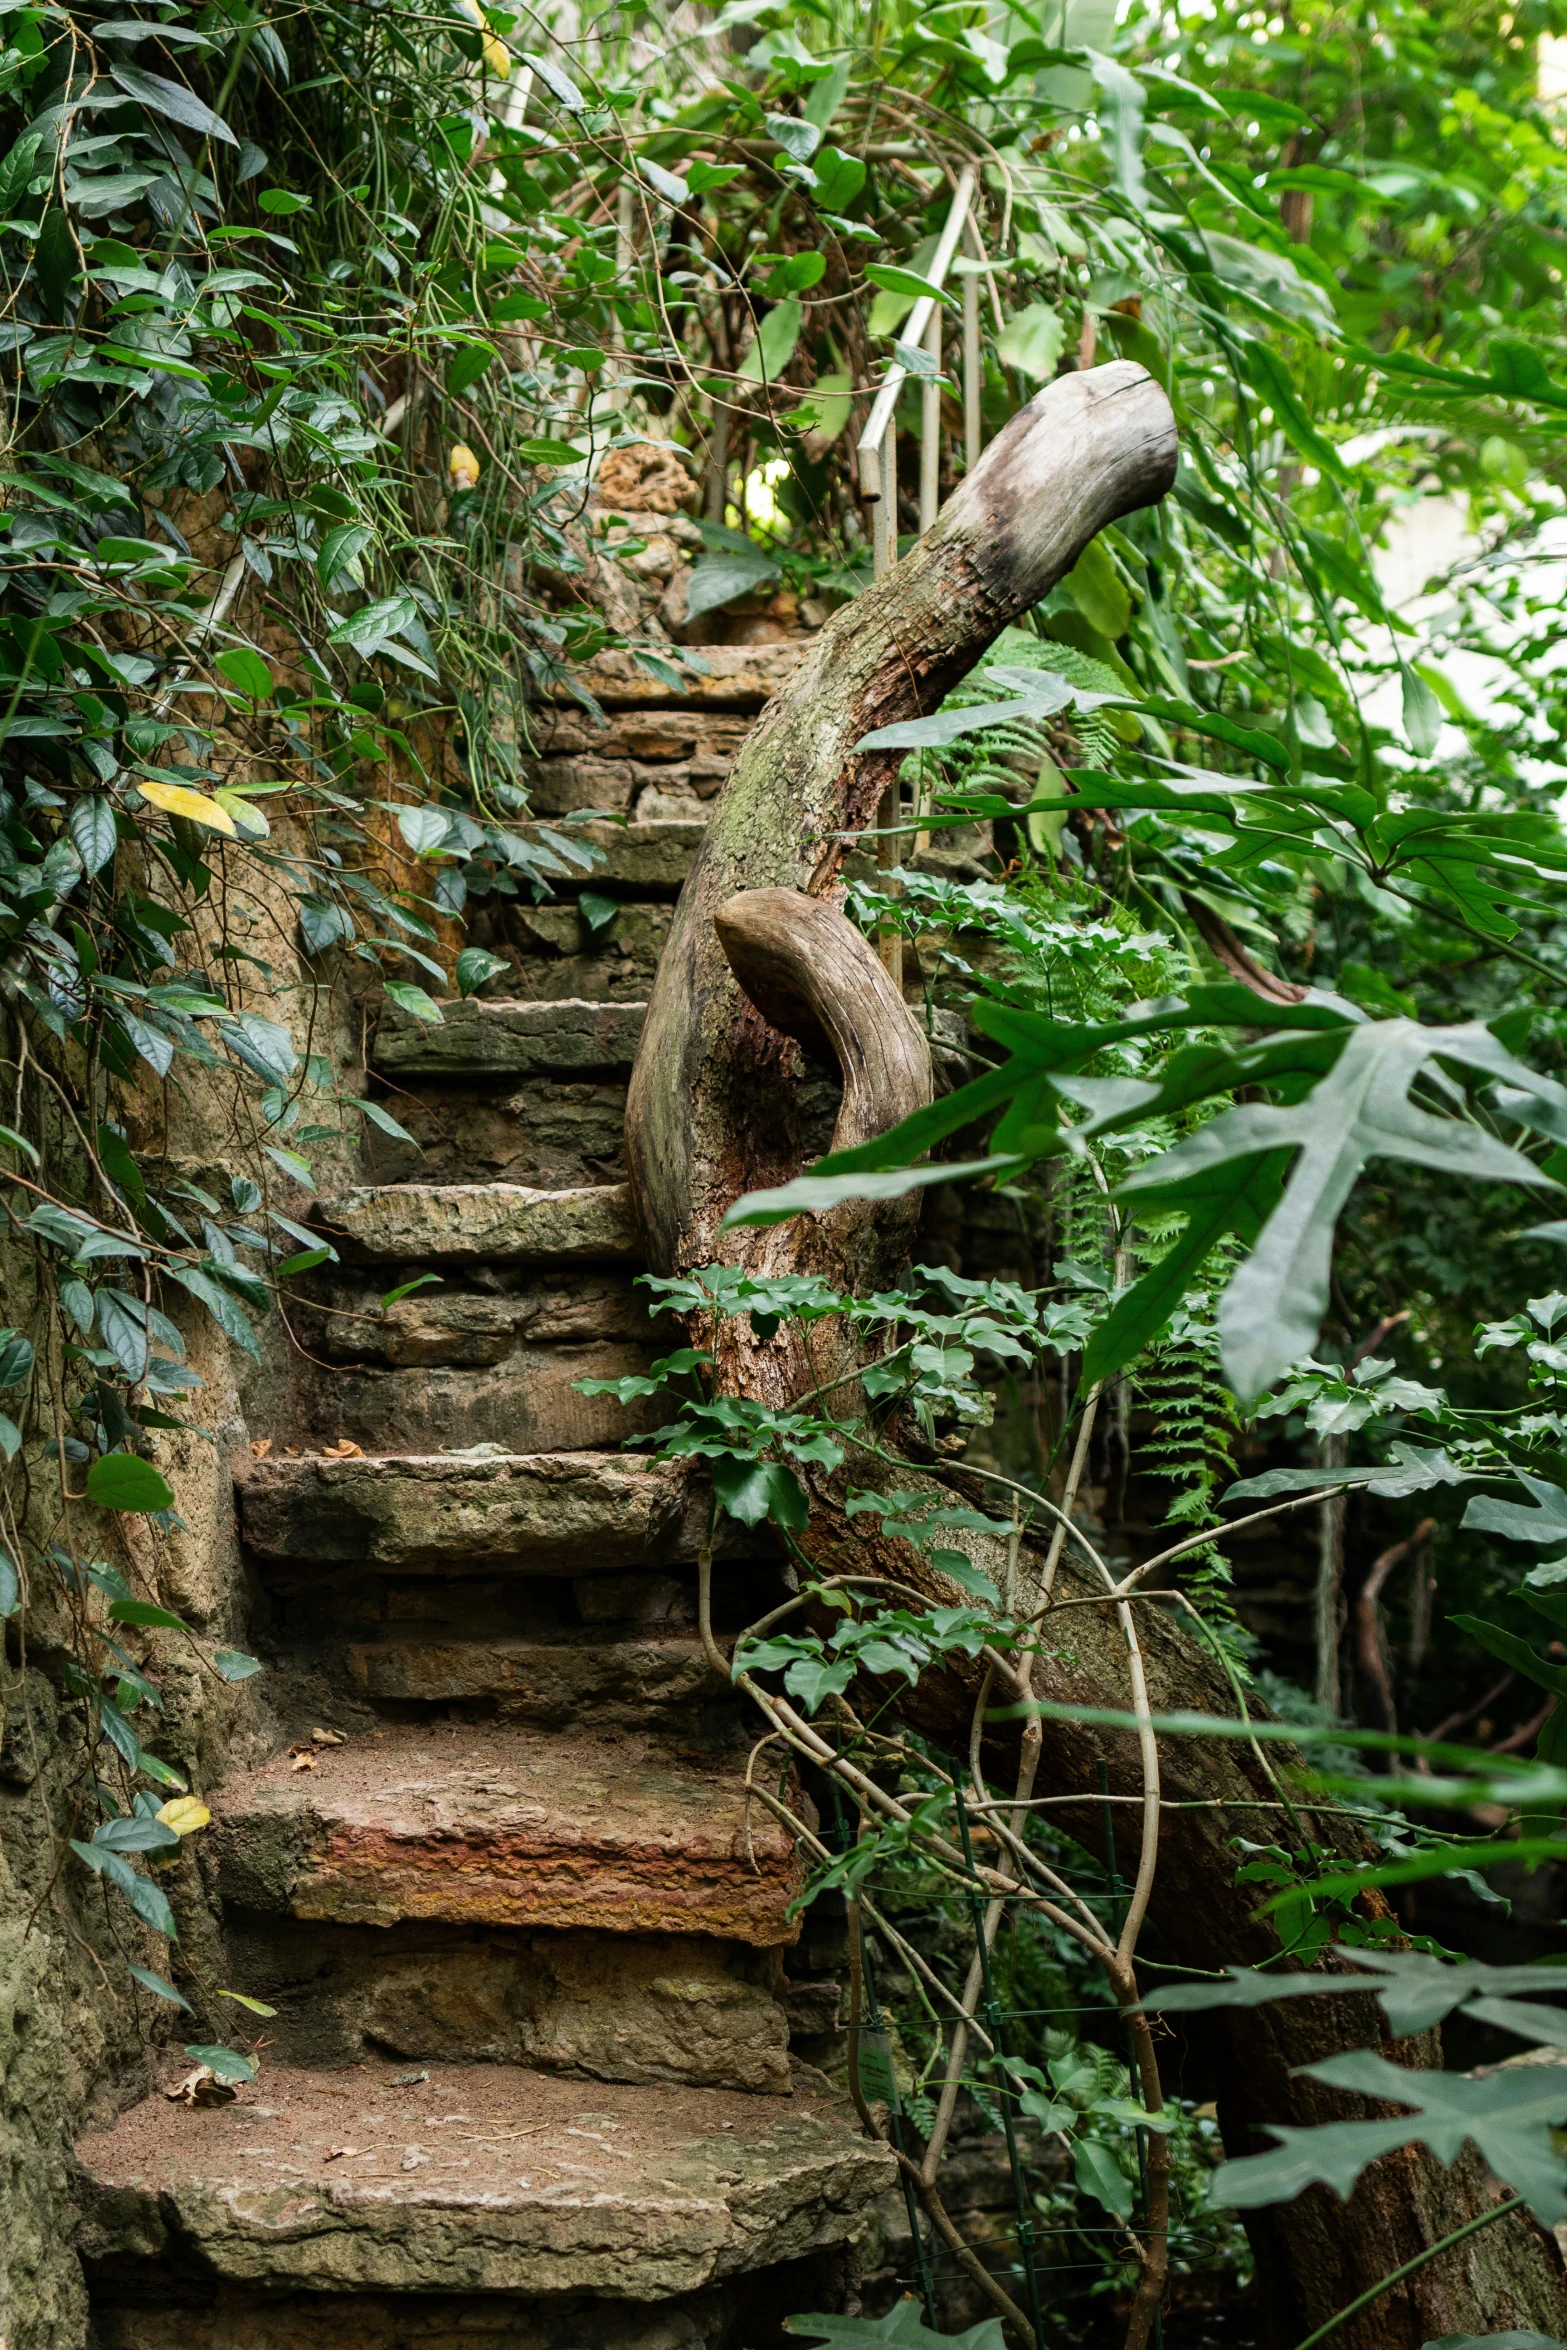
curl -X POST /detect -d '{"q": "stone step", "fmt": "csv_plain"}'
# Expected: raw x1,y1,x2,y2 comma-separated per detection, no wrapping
343,1632,715,1726
316,1184,640,1266
297,1346,661,1456
373,998,646,1081
558,640,806,709
75,2057,894,2300
306,1273,653,1367
210,1726,802,1945
484,898,670,1001
236,1452,702,1576
521,819,703,900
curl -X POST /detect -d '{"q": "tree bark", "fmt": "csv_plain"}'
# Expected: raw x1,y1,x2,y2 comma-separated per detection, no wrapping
622,361,1567,2346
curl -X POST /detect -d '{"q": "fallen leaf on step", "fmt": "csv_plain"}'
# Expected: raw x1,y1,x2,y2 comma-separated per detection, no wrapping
288,1746,317,1771
310,1727,347,1746
318,1438,364,1458
249,1439,272,1459
324,2146,361,2161
165,2065,236,2108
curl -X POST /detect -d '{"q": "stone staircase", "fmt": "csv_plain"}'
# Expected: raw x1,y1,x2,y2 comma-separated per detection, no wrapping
75,644,901,2350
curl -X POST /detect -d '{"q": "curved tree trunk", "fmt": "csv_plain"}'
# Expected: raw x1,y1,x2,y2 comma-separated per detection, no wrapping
623,362,1567,2346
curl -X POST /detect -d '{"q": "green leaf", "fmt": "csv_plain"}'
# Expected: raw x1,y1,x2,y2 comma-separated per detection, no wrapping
455,947,510,998
863,264,957,310
317,526,373,590
1074,2135,1135,2220
276,1247,330,1277
1463,1475,1567,1548
1119,1020,1560,1405
214,647,274,700
128,1962,191,2011
258,187,310,213
1241,341,1349,486
109,1600,189,1630
110,64,238,145
34,207,77,323
1084,1151,1289,1383
1060,537,1132,640
1449,1615,1567,1700
724,1157,1020,1230
0,1550,18,1618
711,1455,809,1530
87,1454,175,1513
684,552,781,620
183,2042,258,2083
212,1649,263,1681
740,298,804,382
164,1265,262,1362
383,981,445,1026
996,301,1065,381
447,341,497,396
578,891,619,938
70,795,119,875
1213,2050,1567,2224
812,147,865,213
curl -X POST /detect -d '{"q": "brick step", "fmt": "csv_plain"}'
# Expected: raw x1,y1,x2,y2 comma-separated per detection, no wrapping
373,998,646,1081
210,1725,802,1944
75,2057,893,2300
315,1184,640,1266
236,1452,702,1576
294,1347,660,1457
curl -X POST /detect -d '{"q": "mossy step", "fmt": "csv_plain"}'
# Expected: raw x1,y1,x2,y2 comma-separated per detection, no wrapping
75,2057,894,2298
209,1724,801,1945
236,1452,701,1575
316,1183,640,1264
373,998,646,1079
305,1272,652,1367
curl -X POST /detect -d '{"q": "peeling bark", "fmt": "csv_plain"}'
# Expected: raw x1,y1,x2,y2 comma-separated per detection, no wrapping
623,361,1567,2345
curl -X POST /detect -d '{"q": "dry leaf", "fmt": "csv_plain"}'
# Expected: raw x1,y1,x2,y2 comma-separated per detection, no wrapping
288,1746,318,1772
324,2146,361,2161
249,1438,272,1459
318,1438,364,1458
165,2066,236,2108
310,1727,347,1746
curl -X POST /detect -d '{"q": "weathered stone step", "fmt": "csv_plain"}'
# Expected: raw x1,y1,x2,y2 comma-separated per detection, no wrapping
374,998,645,1080
344,1631,714,1725
301,1347,660,1456
558,640,806,709
316,1184,639,1265
236,1453,701,1575
76,2058,894,2299
307,1273,652,1368
210,1726,802,1945
488,898,670,1001
520,819,703,900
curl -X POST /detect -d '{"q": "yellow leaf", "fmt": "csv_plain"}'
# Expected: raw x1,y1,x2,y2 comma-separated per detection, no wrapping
135,778,239,837
157,1796,211,1836
455,0,509,73
449,443,481,490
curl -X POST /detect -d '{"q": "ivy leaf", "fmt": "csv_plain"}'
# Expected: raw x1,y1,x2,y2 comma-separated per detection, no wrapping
1463,1475,1567,1549
1211,2050,1567,2224
183,2042,258,2083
